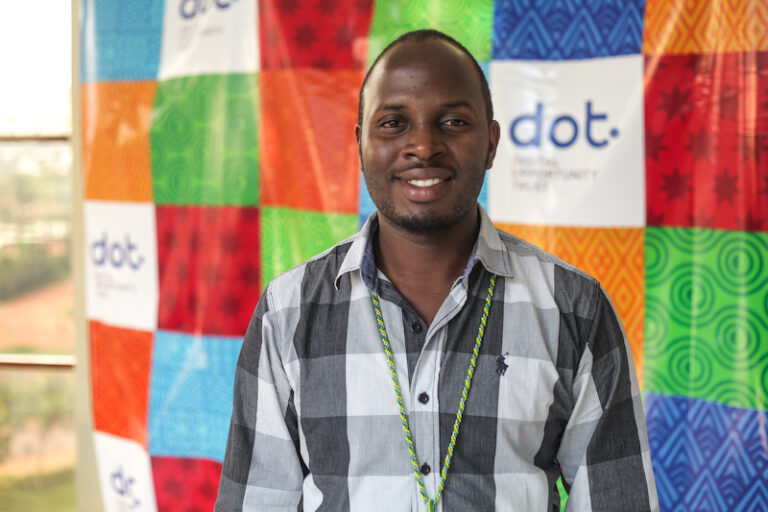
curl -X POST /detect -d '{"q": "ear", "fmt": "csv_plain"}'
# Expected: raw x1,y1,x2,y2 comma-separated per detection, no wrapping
355,124,365,163
485,120,501,170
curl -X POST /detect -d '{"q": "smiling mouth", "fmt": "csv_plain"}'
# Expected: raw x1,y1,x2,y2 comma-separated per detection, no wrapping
406,178,446,187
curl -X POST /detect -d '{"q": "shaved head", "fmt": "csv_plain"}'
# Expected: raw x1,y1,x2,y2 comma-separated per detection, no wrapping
358,29,493,127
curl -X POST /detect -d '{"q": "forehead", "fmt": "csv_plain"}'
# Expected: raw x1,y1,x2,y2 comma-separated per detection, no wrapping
364,40,484,117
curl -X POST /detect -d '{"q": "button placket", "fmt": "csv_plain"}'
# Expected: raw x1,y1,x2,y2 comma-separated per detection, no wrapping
409,326,440,498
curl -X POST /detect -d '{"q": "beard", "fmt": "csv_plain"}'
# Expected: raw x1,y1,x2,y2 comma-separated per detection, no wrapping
361,156,488,236
376,195,479,235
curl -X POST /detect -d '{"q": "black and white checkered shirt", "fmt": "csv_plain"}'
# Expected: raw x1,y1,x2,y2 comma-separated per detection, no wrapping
215,207,658,511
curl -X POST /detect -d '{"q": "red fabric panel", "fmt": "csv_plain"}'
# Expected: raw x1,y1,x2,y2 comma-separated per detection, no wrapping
260,69,362,213
645,52,768,232
151,457,222,512
91,321,153,446
260,0,373,70
156,206,261,336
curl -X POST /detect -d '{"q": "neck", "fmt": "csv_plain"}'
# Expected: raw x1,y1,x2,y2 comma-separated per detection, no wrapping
373,207,480,325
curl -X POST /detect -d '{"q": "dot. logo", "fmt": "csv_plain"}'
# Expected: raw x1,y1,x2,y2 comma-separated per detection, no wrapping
91,233,145,270
180,0,238,19
110,466,141,510
509,101,619,149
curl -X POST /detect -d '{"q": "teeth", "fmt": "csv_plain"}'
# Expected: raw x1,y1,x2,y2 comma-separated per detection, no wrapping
407,178,443,187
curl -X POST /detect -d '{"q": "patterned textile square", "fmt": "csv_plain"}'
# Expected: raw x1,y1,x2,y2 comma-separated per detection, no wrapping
156,205,261,336
259,0,373,70
80,0,163,82
159,0,259,79
147,331,243,460
645,394,768,510
151,456,223,512
260,69,362,213
489,56,645,227
494,224,645,382
644,227,768,410
645,52,768,232
643,0,768,55
94,432,157,512
367,0,494,64
84,201,158,331
492,0,645,60
90,321,153,446
260,207,358,286
150,74,260,206
82,82,155,202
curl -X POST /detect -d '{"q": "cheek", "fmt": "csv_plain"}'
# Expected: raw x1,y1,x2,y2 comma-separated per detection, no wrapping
362,144,397,174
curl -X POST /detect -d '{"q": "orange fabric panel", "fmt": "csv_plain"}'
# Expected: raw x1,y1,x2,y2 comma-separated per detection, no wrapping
495,224,645,385
90,321,153,446
260,69,362,213
82,81,156,201
644,0,768,54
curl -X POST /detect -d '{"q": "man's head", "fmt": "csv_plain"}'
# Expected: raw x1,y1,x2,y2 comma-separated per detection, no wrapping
355,29,500,236
357,30,493,126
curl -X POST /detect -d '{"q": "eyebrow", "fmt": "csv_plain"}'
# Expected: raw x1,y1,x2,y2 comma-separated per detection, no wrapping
376,100,474,112
442,100,472,109
376,103,406,113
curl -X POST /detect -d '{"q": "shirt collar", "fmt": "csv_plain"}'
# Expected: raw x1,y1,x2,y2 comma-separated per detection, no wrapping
334,205,514,291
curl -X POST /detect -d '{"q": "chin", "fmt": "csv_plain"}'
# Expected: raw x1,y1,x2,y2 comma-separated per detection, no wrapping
381,206,472,235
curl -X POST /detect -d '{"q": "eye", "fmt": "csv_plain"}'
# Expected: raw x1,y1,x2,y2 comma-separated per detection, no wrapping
443,118,469,128
377,117,408,133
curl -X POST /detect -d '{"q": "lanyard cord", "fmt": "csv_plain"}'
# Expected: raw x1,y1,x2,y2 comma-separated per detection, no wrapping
369,274,497,512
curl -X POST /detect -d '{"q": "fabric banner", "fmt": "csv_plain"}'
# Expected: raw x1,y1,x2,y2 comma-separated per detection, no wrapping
80,0,768,510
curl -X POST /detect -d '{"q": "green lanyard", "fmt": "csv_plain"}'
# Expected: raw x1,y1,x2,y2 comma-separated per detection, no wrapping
369,274,497,512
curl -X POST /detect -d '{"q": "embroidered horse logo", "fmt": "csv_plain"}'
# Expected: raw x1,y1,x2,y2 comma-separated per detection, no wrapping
496,354,509,376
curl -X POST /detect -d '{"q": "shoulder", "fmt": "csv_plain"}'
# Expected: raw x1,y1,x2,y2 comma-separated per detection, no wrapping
493,226,602,317
264,235,357,313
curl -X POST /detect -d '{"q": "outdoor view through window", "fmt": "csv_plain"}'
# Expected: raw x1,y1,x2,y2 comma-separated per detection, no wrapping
0,2,76,511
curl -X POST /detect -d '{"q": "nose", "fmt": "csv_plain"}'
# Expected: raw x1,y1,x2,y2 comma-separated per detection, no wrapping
403,123,444,161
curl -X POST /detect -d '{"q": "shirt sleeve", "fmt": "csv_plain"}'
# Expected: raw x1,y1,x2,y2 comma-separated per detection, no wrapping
215,288,305,511
557,284,659,511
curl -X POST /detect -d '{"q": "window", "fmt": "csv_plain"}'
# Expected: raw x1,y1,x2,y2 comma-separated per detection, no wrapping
0,3,76,511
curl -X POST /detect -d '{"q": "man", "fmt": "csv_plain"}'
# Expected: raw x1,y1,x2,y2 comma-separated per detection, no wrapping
215,30,658,511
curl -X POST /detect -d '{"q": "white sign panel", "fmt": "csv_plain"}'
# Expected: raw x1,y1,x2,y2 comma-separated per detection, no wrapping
489,55,645,227
94,432,158,512
85,201,158,331
158,0,259,79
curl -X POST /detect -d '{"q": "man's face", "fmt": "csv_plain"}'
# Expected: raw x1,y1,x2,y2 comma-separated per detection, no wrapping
356,40,500,235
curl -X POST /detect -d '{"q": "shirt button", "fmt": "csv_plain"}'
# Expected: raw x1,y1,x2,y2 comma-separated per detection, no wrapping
411,322,422,333
420,463,431,475
418,392,429,404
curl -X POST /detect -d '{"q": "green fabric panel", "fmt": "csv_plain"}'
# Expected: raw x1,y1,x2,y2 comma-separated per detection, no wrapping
557,476,568,511
260,208,359,287
644,227,768,410
151,74,260,206
367,0,494,65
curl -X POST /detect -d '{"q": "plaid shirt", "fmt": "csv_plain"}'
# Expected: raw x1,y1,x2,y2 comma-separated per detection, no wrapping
215,207,658,511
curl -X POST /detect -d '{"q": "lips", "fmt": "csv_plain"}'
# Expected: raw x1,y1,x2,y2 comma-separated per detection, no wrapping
395,164,453,182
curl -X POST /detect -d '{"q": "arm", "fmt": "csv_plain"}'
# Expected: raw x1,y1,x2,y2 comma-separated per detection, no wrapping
215,289,305,511
558,284,658,511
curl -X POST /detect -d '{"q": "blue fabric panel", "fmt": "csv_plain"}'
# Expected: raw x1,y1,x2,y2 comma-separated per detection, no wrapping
148,330,242,461
358,173,377,225
645,393,768,512
492,0,645,60
81,0,164,82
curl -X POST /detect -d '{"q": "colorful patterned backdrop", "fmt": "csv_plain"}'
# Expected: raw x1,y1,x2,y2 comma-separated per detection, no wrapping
80,0,768,510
